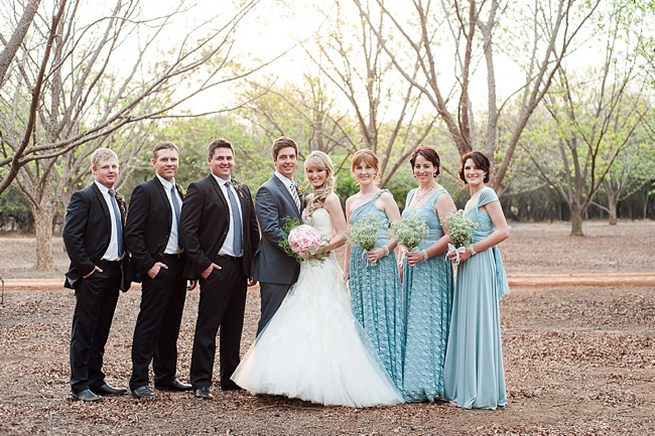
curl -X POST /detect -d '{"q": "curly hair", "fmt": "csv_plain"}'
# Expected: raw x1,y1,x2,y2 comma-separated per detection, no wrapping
303,150,335,217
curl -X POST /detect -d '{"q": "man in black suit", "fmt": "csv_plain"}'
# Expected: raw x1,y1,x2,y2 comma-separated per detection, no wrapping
63,148,129,402
251,137,303,334
179,138,260,400
125,141,193,398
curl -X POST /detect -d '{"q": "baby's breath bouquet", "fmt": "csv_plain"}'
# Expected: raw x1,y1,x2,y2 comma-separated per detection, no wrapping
444,209,477,264
389,214,429,252
348,215,382,266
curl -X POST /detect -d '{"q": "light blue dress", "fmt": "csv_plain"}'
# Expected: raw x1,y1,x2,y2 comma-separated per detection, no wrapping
401,188,454,402
443,186,509,409
348,189,404,390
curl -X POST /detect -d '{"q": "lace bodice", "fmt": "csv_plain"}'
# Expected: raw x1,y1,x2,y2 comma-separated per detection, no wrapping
303,208,332,238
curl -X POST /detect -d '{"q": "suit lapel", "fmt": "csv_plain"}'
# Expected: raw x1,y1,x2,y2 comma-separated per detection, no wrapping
91,183,112,234
271,176,299,213
153,177,173,223
209,175,228,208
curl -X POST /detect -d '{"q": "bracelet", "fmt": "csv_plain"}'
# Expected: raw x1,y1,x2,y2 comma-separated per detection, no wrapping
467,245,477,256
383,246,390,257
421,249,428,261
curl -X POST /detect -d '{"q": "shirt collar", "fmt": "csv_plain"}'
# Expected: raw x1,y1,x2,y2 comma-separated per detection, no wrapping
274,171,294,188
211,173,232,187
94,181,111,195
156,174,175,191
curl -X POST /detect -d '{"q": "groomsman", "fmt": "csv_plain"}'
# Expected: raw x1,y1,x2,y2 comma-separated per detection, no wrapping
252,137,303,334
179,138,259,399
125,141,193,398
63,148,129,402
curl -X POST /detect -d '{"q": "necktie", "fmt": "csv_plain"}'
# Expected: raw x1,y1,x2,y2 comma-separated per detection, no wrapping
170,184,181,223
289,181,301,211
225,181,243,256
108,189,124,256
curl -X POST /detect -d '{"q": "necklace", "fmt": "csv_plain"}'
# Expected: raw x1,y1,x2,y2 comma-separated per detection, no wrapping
414,183,437,202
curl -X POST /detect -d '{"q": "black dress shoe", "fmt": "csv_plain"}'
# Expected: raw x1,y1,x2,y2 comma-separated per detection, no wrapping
221,380,242,391
91,383,127,396
155,378,192,392
194,386,213,400
132,385,155,398
71,389,102,402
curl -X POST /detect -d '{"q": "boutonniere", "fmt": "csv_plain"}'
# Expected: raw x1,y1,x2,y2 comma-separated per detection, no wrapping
296,183,307,199
232,178,244,198
176,183,186,197
115,191,127,220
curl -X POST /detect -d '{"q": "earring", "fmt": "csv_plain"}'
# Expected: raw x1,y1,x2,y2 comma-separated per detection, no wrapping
433,172,438,178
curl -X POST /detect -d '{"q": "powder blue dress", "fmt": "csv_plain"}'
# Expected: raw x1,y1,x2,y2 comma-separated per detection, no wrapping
348,189,404,390
401,188,454,402
443,186,510,409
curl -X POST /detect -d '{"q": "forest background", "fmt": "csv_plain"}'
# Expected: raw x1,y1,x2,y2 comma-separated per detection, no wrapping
0,0,654,272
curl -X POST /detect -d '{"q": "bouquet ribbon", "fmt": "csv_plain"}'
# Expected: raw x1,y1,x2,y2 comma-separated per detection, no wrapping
447,243,467,265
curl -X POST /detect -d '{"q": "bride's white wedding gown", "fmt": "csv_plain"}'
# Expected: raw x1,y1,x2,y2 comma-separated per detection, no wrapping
231,208,403,407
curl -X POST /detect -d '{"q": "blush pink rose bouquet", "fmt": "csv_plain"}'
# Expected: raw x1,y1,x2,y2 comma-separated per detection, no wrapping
287,224,328,262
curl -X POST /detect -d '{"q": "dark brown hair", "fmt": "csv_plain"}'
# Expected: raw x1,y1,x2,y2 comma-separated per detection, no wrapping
458,150,490,184
271,136,298,161
410,147,440,177
208,138,234,159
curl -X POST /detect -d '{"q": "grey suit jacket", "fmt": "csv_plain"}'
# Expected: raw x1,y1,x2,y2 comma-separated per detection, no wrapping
251,175,303,284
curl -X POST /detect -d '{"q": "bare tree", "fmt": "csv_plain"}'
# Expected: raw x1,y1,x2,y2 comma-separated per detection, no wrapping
0,0,41,85
300,0,437,186
0,0,273,269
0,0,276,196
351,0,602,188
521,0,652,235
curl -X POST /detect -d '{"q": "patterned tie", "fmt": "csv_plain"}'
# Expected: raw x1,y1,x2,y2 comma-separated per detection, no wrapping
170,184,181,223
289,181,301,211
225,181,243,256
108,189,124,256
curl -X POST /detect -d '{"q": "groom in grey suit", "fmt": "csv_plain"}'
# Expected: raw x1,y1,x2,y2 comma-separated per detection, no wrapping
252,137,303,334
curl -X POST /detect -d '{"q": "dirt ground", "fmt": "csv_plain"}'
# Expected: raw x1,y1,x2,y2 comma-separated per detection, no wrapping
0,221,654,435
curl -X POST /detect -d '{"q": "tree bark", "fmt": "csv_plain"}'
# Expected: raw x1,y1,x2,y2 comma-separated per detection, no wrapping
31,204,55,270
570,205,584,236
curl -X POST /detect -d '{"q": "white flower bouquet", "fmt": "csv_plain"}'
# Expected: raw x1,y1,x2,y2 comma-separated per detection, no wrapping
389,214,429,252
348,215,382,266
444,209,477,264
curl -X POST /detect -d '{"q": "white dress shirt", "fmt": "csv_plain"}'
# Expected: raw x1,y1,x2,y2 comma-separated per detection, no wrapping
156,175,183,255
95,181,122,261
212,174,243,257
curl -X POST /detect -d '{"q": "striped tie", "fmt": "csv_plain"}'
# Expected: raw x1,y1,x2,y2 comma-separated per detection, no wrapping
289,181,301,211
108,189,124,256
225,181,243,256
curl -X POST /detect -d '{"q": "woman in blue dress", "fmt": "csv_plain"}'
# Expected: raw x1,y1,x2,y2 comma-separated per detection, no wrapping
400,147,456,402
344,149,404,390
443,150,510,410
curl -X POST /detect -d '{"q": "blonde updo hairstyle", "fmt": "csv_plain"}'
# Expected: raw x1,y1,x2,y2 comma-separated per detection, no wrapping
350,149,380,184
304,150,335,217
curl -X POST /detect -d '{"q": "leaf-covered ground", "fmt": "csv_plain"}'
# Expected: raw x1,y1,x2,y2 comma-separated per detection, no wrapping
0,221,654,435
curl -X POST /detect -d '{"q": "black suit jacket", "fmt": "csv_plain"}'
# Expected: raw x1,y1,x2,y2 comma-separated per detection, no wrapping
179,175,259,279
62,183,130,291
125,177,187,282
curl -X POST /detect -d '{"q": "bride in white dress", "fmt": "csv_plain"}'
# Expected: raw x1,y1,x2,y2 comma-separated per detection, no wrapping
231,151,403,407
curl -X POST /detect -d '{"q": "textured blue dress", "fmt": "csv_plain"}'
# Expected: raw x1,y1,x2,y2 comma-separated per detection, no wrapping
443,186,509,409
401,188,454,402
348,189,404,390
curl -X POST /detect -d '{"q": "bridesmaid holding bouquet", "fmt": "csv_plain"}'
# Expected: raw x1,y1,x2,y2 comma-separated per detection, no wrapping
344,149,404,390
443,150,510,410
401,147,456,402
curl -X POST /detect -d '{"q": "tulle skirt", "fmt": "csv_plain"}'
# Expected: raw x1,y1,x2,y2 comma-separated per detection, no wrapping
231,255,403,408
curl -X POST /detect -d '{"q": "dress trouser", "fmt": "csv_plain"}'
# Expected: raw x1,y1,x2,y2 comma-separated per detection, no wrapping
190,255,247,389
69,261,121,394
257,282,292,335
129,254,187,390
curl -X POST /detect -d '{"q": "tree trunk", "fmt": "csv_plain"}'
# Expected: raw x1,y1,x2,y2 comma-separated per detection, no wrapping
31,205,55,270
608,200,618,225
570,206,584,237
